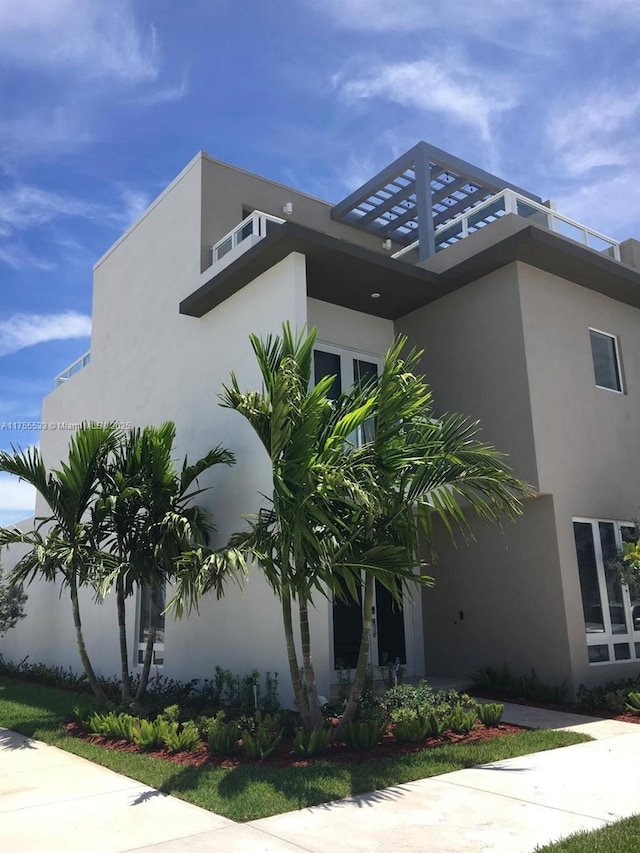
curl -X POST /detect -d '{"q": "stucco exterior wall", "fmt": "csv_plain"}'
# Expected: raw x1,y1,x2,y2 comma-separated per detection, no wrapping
517,262,640,689
1,156,328,705
394,266,575,685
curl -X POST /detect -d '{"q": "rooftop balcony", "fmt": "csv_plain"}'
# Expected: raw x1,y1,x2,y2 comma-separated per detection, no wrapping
55,350,91,388
391,188,621,263
210,209,285,272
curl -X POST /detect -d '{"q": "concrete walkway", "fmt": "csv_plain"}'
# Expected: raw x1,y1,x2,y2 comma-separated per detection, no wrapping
1,705,639,853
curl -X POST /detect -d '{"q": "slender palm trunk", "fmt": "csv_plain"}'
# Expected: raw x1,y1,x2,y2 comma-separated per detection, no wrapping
282,586,311,728
298,597,322,728
335,573,374,736
69,576,108,704
135,581,157,703
116,576,131,705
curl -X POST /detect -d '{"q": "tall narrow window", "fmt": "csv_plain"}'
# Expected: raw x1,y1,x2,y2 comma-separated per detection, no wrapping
137,584,166,667
573,518,639,665
589,329,622,392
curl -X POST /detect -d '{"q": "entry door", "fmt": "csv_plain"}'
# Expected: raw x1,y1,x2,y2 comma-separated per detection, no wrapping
332,578,407,670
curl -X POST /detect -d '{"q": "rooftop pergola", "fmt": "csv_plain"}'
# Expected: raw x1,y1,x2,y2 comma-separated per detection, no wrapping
331,141,541,261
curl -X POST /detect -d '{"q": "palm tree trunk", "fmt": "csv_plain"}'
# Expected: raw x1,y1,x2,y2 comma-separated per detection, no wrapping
298,597,322,728
282,586,311,728
116,576,131,705
135,582,157,703
69,577,107,704
335,573,374,736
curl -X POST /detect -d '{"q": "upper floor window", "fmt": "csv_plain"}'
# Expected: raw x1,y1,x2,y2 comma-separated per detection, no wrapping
589,329,622,393
313,344,380,445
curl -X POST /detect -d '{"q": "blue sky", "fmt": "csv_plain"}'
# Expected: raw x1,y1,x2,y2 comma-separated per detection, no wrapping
1,0,639,524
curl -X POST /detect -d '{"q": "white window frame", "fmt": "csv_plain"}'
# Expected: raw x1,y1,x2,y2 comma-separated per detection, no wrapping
589,328,624,394
573,517,639,666
135,584,166,669
313,342,414,672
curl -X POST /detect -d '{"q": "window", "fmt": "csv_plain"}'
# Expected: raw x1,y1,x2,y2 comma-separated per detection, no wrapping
136,584,166,667
313,345,380,447
589,329,622,392
573,519,638,665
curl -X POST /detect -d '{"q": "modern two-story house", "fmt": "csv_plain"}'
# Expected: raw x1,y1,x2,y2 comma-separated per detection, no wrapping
3,141,640,702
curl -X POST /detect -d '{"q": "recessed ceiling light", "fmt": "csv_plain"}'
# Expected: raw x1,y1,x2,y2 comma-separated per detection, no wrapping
370,292,381,299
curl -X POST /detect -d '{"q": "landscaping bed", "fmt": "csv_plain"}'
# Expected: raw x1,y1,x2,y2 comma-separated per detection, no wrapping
0,676,590,822
62,717,526,769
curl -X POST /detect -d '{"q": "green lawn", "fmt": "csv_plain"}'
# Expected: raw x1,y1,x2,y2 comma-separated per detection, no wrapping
535,815,640,852
0,677,591,822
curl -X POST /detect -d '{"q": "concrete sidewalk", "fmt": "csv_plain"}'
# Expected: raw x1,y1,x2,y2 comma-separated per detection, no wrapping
1,705,639,853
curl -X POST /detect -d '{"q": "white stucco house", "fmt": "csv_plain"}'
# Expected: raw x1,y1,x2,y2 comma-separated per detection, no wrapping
3,142,640,703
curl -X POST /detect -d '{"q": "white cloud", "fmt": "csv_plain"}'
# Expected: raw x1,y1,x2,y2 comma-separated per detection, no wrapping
0,244,54,272
549,88,640,176
0,108,94,165
0,0,158,82
0,474,36,517
554,170,640,240
0,312,91,357
0,185,105,234
135,75,190,107
117,188,151,228
337,57,518,143
313,0,640,39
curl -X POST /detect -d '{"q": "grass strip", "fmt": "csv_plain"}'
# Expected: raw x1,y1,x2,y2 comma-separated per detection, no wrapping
0,677,590,822
535,815,640,852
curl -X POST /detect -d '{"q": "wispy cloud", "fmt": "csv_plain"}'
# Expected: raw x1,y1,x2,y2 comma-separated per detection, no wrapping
0,475,36,520
0,108,94,165
135,74,190,107
0,0,158,82
0,244,55,272
549,87,640,177
0,185,104,234
116,187,151,228
0,312,91,357
313,0,640,40
336,57,518,144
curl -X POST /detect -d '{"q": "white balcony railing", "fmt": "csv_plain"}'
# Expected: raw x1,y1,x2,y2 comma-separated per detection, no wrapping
392,188,621,262
211,210,285,268
55,350,91,388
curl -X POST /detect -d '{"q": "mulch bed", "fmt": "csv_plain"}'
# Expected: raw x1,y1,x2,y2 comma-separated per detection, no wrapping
62,720,526,769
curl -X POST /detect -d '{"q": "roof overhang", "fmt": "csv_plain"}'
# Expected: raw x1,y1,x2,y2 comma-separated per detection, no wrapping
179,219,640,322
179,221,442,320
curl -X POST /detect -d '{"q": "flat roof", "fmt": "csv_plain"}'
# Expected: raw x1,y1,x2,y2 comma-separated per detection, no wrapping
179,219,640,321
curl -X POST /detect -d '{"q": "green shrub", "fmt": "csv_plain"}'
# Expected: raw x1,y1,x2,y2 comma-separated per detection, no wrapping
342,720,384,751
473,663,567,704
476,703,504,727
625,691,640,715
131,718,168,751
577,679,639,713
241,712,283,760
163,720,201,753
88,711,138,741
446,705,477,735
293,725,332,757
391,709,430,743
424,711,448,739
206,711,241,756
242,724,283,761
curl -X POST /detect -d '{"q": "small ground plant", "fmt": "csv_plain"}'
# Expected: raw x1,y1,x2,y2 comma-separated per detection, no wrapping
293,724,332,757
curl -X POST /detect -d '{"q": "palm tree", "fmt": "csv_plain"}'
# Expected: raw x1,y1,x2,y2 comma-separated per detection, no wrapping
334,339,533,732
97,422,235,704
0,424,121,702
218,324,381,729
